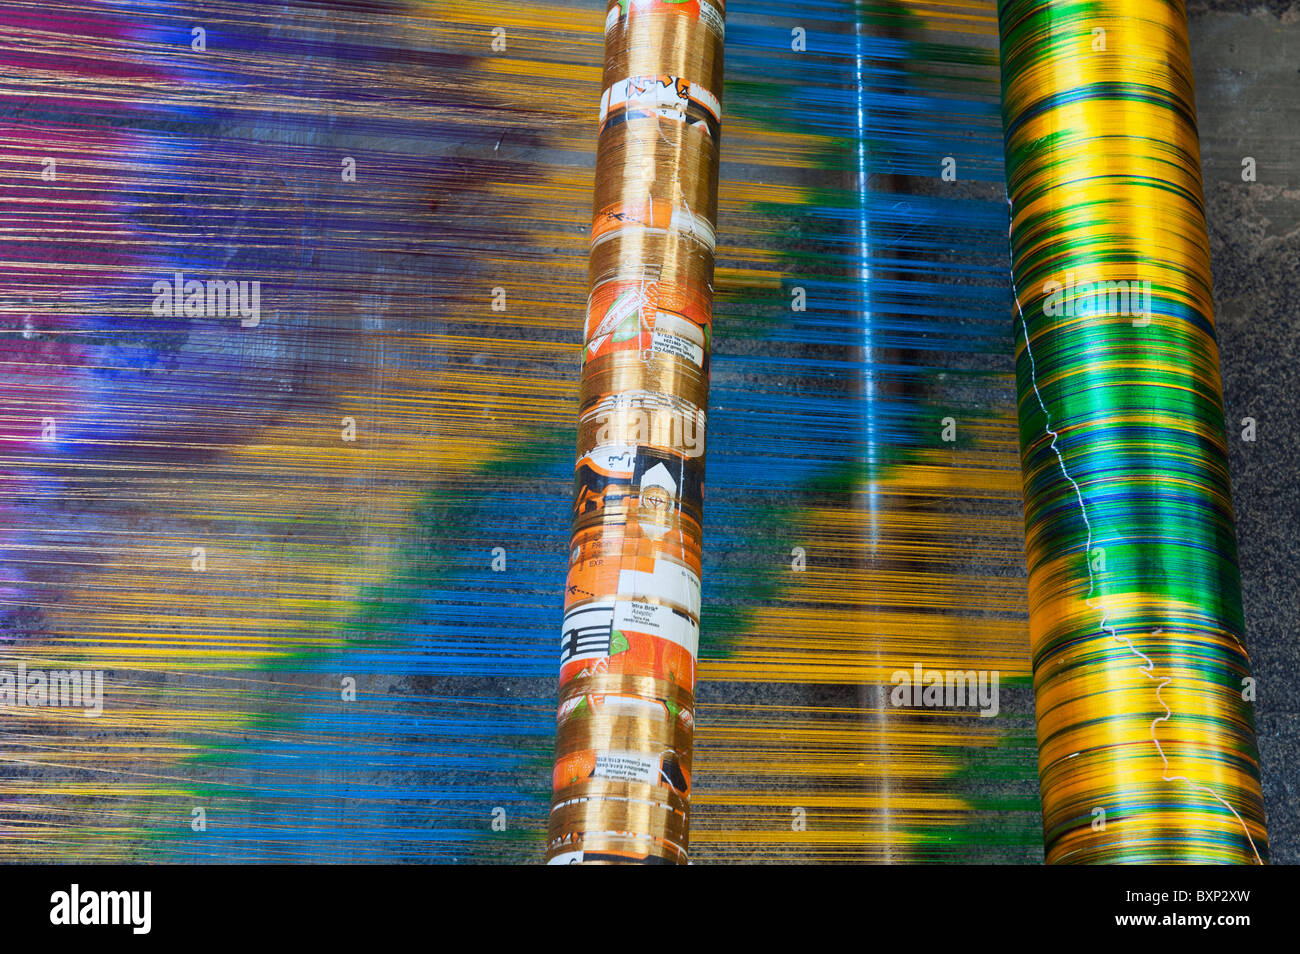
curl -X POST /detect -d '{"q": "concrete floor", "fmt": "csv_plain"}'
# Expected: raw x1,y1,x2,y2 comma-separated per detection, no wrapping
1191,1,1300,862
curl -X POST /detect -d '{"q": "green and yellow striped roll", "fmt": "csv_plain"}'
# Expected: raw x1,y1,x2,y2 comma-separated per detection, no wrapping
997,0,1268,863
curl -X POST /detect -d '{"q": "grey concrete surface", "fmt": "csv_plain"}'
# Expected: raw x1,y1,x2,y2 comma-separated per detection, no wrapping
1191,2,1300,862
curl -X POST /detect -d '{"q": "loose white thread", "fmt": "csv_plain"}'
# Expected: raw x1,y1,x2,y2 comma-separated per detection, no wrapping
1007,197,1261,863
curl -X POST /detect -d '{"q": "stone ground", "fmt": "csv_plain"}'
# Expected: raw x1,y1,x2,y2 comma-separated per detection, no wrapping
1191,1,1299,863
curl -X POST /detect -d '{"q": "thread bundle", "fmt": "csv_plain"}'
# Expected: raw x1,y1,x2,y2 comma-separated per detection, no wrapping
998,0,1267,863
548,0,726,866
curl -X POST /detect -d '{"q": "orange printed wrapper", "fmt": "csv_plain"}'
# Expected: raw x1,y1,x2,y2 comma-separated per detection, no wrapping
591,197,716,252
584,277,711,370
559,620,697,692
565,539,701,615
554,745,692,798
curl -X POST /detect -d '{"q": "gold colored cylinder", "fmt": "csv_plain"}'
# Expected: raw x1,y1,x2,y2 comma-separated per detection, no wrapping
547,0,725,865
